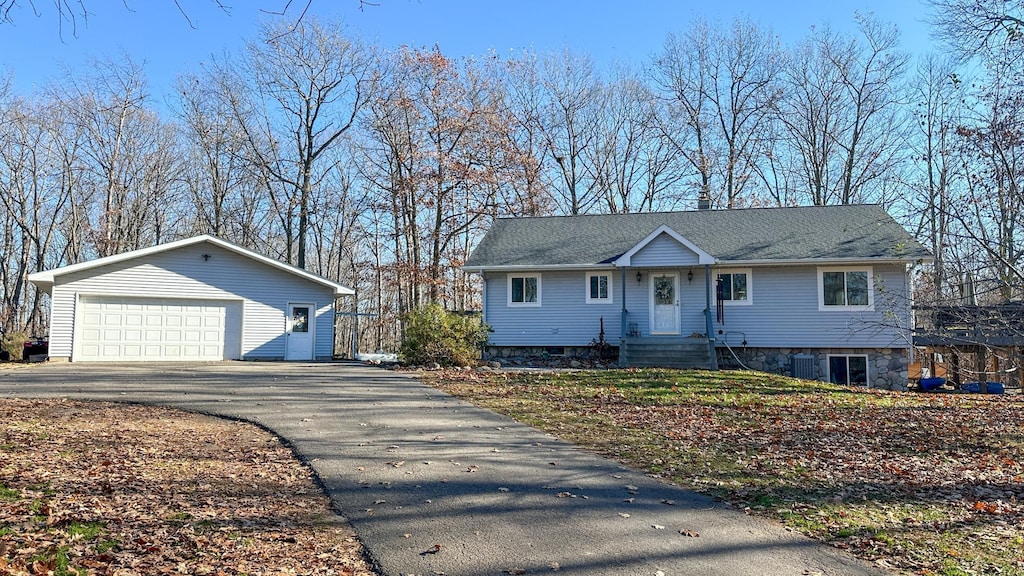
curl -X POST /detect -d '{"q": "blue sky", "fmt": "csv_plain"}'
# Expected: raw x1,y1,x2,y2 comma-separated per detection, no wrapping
1,0,936,100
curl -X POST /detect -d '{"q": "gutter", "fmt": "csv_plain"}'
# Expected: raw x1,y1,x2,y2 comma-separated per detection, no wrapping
461,264,616,274
708,256,934,267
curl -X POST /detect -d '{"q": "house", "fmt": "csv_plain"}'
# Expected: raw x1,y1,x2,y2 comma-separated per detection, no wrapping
28,235,353,362
463,205,932,390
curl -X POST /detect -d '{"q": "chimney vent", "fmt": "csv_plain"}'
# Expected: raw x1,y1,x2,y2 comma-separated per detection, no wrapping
697,193,712,211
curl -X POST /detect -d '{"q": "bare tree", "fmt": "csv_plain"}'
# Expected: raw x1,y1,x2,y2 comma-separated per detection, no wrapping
0,1,329,37
924,0,1024,301
953,63,1024,300
50,56,179,256
652,23,716,206
536,49,604,215
360,47,504,308
928,0,1024,61
706,18,782,208
222,18,372,269
482,50,556,218
831,15,909,205
174,71,259,239
0,87,97,335
774,15,909,206
652,17,781,209
588,67,686,213
776,27,847,205
908,54,964,300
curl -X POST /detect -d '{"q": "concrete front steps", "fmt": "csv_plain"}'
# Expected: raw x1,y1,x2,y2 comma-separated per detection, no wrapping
619,336,712,369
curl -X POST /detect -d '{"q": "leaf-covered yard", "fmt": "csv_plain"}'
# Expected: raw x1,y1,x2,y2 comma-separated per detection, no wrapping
427,368,1024,576
0,398,375,576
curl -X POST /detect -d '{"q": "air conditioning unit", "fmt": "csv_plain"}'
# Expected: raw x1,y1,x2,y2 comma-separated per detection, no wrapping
791,354,816,380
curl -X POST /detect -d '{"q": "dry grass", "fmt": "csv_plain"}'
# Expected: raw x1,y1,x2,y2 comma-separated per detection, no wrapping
426,368,1024,576
0,398,376,576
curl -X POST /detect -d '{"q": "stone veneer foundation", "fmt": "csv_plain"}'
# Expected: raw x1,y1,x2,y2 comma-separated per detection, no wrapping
717,346,910,391
483,345,910,391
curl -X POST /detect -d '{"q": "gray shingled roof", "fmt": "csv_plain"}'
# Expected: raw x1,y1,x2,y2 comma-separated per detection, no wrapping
464,205,931,269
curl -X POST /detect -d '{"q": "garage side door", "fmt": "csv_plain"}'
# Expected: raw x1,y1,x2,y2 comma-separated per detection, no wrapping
76,296,233,362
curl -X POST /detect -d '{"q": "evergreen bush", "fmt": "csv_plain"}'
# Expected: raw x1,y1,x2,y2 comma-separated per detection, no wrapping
400,304,489,367
1,330,30,362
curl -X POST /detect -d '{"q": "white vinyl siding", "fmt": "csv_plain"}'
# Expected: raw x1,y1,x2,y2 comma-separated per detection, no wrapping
47,243,335,361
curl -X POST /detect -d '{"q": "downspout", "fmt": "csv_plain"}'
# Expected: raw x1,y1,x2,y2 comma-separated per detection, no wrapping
704,265,719,370
480,273,487,326
481,273,488,359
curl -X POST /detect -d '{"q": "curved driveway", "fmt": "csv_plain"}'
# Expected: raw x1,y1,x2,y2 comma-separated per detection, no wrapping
0,362,886,576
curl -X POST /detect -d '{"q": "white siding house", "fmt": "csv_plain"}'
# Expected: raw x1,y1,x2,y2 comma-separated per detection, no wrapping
29,235,353,362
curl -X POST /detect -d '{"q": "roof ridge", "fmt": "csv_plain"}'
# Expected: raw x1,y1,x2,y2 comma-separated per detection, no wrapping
492,203,882,222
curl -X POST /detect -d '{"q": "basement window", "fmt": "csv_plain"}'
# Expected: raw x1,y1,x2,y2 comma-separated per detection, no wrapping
828,355,869,387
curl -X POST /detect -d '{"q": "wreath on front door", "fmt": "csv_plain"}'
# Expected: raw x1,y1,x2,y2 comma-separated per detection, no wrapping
654,277,674,305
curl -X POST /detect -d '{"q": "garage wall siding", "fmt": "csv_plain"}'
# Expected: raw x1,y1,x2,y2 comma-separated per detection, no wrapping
48,243,336,361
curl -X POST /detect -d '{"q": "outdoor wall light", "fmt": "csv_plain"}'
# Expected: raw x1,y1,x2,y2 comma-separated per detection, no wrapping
202,253,211,261
687,269,693,284
636,271,642,283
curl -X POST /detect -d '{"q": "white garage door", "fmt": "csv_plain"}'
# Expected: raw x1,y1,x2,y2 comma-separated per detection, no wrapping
76,296,234,362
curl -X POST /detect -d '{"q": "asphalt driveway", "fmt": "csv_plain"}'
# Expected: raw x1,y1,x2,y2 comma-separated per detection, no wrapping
0,362,886,576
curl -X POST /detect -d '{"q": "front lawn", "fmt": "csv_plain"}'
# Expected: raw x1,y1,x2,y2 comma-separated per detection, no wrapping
426,368,1024,576
0,398,375,576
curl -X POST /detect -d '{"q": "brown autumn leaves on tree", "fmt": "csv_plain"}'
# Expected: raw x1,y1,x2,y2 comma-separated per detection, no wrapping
1,3,1022,353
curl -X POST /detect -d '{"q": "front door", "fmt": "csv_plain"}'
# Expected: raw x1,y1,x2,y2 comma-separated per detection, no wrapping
650,273,680,335
285,303,314,360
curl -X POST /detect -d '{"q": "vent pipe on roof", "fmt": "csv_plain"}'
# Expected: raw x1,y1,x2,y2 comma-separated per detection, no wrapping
697,192,712,211
963,273,976,306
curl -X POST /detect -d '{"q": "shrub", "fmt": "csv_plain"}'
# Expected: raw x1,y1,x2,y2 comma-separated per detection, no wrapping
1,330,30,362
400,304,490,367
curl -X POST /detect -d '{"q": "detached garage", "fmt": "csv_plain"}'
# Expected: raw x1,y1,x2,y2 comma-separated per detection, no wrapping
29,235,353,362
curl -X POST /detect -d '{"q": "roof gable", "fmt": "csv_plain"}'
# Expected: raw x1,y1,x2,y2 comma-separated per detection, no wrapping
29,235,354,296
613,225,715,267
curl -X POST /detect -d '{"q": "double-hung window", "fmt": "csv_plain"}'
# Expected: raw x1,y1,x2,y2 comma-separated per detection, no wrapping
818,267,873,310
715,269,751,305
586,272,612,304
508,274,541,306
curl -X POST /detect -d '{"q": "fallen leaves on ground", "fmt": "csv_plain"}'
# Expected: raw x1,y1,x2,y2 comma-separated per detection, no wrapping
0,398,375,576
427,368,1024,575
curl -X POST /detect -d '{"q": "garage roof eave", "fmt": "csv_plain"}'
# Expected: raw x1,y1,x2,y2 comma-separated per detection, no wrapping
28,276,53,294
29,235,355,295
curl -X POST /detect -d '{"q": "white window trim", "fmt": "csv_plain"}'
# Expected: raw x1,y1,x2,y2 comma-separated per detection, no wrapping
817,266,874,311
714,268,753,306
827,354,870,387
585,271,614,304
507,273,542,307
